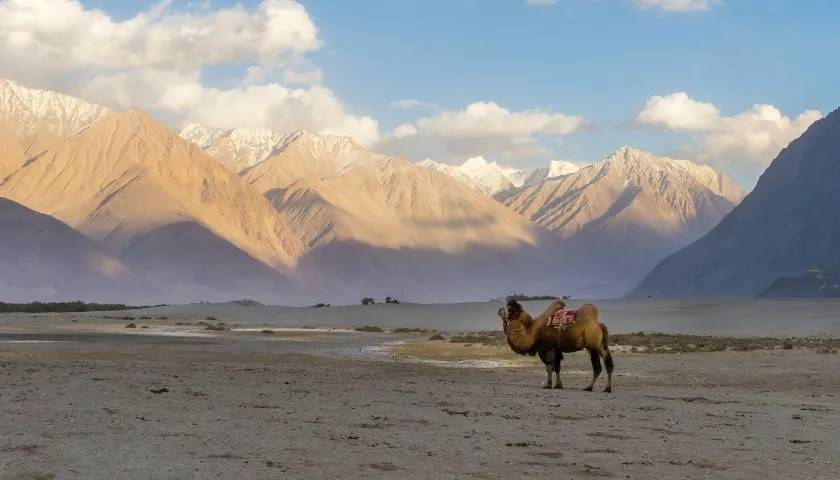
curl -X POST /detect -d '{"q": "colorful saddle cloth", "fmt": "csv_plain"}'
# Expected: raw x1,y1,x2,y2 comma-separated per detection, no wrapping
547,309,577,331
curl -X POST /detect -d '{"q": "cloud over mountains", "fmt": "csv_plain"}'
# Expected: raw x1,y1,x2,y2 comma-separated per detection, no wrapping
635,92,821,177
0,0,379,146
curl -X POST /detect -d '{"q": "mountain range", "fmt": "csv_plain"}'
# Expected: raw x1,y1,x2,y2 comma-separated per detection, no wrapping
0,79,750,303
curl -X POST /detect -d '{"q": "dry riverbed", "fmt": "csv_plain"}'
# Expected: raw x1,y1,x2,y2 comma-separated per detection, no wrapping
1,314,839,479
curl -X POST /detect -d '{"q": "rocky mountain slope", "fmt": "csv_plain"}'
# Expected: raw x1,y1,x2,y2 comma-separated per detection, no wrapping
0,197,138,302
245,146,537,251
633,108,838,298
0,109,303,268
499,147,744,295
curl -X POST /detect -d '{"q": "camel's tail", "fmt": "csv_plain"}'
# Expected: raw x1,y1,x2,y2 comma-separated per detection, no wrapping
600,323,614,372
599,322,609,350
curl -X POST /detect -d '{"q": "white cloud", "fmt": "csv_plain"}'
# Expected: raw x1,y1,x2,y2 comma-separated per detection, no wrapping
0,0,379,145
525,0,558,6
0,0,319,72
633,0,714,12
635,92,821,175
379,101,586,163
635,92,719,130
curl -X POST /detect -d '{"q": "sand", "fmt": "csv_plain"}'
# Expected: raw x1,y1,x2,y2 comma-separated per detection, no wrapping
1,302,839,479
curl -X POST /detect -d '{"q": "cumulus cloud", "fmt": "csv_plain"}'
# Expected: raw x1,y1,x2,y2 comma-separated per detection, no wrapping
0,0,379,145
633,0,714,11
635,92,821,175
525,0,558,6
379,101,586,163
635,92,720,130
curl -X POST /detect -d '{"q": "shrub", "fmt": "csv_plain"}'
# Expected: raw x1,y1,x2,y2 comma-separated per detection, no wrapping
125,323,137,328
360,297,376,305
428,334,445,341
384,296,400,304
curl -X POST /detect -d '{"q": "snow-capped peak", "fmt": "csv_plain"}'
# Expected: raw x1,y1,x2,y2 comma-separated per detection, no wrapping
547,160,580,178
179,124,361,173
0,78,111,139
599,146,744,202
418,156,525,195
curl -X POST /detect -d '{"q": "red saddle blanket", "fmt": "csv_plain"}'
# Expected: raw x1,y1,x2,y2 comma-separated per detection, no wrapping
547,309,577,330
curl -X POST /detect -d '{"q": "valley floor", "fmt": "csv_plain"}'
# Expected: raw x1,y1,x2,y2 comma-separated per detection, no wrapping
1,321,839,480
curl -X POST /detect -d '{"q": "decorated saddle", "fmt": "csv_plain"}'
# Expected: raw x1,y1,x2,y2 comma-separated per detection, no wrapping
547,308,577,331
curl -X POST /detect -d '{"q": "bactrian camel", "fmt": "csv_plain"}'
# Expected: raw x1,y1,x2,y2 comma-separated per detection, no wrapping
499,299,613,392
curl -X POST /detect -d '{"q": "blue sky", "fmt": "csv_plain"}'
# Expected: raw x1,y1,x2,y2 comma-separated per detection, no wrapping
9,1,840,186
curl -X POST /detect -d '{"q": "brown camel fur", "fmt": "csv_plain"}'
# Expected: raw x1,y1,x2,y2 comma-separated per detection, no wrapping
499,299,613,392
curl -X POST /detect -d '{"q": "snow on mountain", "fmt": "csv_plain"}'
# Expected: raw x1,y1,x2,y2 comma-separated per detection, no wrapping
418,157,588,196
417,156,526,195
523,160,581,186
180,124,359,173
0,78,110,156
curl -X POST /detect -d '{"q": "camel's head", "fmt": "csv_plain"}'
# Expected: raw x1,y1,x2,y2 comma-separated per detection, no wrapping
505,299,524,321
497,306,508,329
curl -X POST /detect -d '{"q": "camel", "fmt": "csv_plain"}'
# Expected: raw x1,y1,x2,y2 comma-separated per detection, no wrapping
498,299,613,392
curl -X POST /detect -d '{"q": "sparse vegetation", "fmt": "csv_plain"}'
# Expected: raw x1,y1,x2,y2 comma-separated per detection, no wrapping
125,323,137,328
0,301,136,313
309,303,331,308
206,316,218,321
261,329,275,334
428,334,445,341
205,322,228,331
360,297,376,305
384,296,400,304
355,325,384,332
449,331,505,346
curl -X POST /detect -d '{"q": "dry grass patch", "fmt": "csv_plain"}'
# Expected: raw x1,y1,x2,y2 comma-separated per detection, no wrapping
389,340,530,363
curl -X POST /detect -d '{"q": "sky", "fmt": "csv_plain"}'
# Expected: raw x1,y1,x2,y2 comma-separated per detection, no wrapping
1,0,838,186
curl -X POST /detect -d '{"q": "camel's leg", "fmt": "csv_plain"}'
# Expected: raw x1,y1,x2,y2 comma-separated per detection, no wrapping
583,349,602,391
538,349,554,389
543,363,553,389
553,352,563,389
599,347,614,393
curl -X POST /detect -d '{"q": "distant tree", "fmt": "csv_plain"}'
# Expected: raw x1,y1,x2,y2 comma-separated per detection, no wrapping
384,296,400,304
361,297,376,305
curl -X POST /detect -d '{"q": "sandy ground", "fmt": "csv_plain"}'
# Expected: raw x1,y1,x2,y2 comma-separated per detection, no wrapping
1,319,839,480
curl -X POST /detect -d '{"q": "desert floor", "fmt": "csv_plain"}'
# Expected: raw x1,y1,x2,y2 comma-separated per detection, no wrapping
1,306,839,479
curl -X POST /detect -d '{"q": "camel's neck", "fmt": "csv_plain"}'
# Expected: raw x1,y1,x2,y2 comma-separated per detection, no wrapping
505,311,538,354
